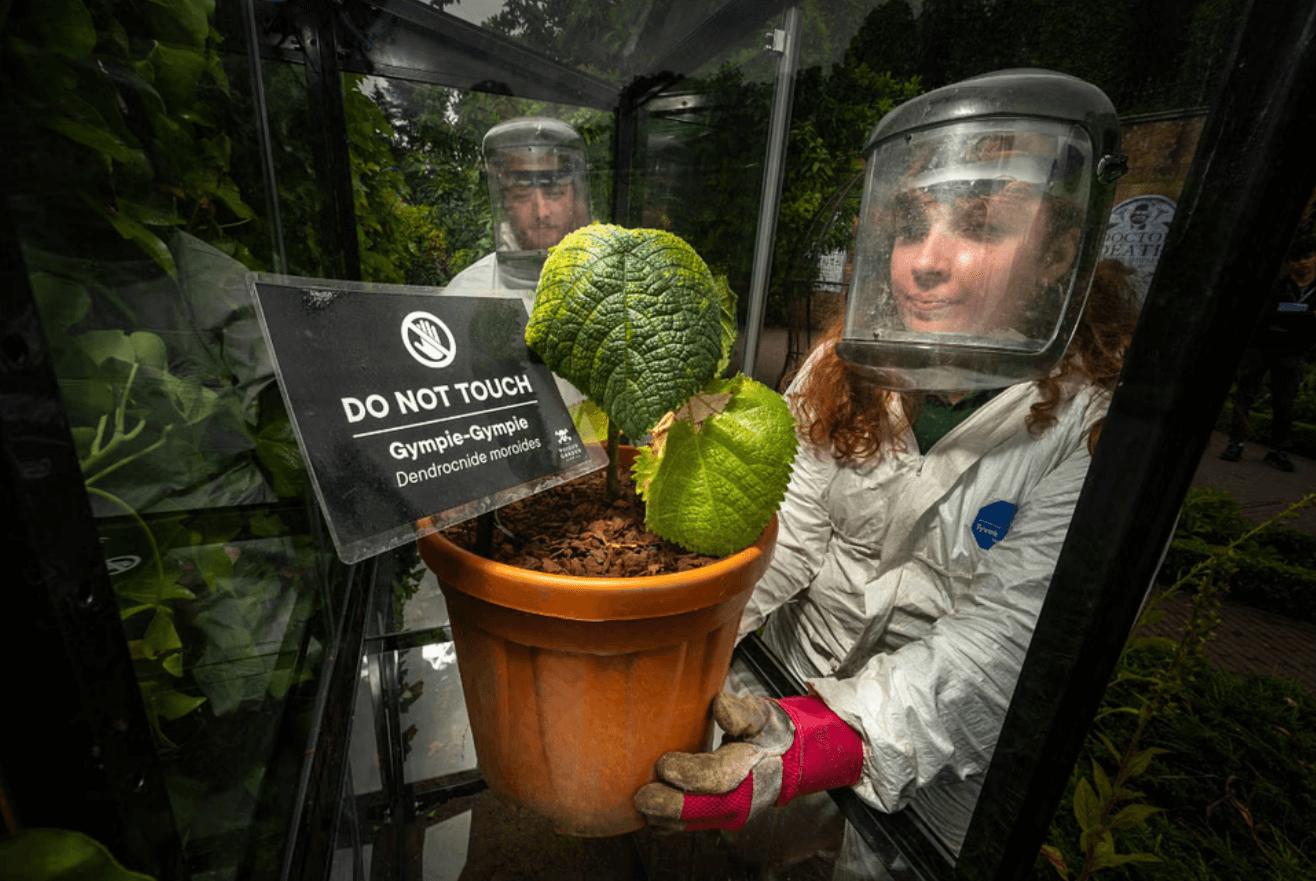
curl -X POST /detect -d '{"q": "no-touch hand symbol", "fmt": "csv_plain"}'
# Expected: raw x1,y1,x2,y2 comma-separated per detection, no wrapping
401,311,456,368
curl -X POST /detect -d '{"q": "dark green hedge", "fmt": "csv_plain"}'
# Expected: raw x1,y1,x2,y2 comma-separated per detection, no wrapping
1159,487,1316,625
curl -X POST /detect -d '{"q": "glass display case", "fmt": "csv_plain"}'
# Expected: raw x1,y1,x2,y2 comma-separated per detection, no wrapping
3,1,1315,880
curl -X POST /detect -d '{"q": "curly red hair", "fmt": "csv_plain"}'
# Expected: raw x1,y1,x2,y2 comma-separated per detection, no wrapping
791,259,1140,461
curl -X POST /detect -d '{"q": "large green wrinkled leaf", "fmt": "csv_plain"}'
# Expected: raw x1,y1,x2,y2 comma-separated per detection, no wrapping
633,374,798,557
527,224,724,439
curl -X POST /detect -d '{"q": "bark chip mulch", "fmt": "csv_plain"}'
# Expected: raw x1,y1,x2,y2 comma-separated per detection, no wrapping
441,464,721,578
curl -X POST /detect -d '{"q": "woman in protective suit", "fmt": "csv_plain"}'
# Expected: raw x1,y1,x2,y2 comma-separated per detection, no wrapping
634,69,1140,879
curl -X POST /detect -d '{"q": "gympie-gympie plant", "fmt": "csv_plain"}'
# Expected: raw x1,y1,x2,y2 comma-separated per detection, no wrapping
525,223,798,558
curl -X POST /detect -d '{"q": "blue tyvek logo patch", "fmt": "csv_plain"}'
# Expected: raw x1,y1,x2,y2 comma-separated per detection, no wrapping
972,500,1017,550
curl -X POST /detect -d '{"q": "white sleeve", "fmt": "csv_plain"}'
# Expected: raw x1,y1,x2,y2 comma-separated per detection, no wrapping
738,439,837,638
808,437,1092,814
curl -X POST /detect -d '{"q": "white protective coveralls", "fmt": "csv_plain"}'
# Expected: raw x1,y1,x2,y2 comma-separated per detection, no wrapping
438,252,591,423
737,344,1111,869
442,251,525,300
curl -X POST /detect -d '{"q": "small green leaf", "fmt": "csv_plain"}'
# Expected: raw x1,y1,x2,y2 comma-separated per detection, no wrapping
78,330,169,370
1094,731,1122,764
634,374,797,556
81,197,177,278
117,198,185,228
1125,746,1170,779
163,652,184,677
153,689,206,721
1125,635,1178,654
1137,608,1167,628
212,182,256,220
142,609,181,658
1072,778,1102,830
247,510,287,538
1108,803,1164,830
1091,844,1161,870
1091,760,1112,803
160,370,223,424
1079,826,1112,856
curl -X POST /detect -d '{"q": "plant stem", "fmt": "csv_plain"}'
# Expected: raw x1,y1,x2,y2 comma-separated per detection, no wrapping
81,361,149,476
84,424,173,487
606,420,620,501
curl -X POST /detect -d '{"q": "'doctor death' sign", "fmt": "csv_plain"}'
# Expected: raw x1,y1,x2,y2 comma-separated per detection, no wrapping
250,274,604,563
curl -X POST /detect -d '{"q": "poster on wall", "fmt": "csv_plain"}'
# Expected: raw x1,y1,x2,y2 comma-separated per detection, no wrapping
1101,195,1177,304
250,274,606,564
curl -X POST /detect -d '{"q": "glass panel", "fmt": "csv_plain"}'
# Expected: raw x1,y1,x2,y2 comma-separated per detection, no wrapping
3,1,353,877
259,58,333,278
351,74,614,288
624,10,783,360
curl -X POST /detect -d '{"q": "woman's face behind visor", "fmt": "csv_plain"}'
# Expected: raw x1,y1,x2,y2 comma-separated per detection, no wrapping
888,181,1075,336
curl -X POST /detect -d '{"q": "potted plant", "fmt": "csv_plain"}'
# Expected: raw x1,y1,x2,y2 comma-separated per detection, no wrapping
417,224,798,836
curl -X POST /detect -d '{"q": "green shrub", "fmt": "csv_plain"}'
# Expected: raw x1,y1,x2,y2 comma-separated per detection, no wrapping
1160,488,1316,625
1037,642,1316,880
1039,491,1316,880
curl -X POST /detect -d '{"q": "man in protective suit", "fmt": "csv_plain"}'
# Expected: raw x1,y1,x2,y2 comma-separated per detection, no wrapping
443,116,592,301
443,116,594,417
634,69,1139,880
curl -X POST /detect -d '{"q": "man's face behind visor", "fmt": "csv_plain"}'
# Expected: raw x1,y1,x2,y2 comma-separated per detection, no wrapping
502,154,583,251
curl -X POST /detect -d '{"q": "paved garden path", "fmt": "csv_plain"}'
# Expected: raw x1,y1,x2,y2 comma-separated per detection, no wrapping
1142,431,1316,693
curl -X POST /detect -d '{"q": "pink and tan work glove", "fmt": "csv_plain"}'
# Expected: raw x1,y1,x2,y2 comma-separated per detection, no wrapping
633,691,863,832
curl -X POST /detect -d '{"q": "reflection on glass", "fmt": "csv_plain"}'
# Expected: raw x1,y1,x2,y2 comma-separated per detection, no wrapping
5,1,350,876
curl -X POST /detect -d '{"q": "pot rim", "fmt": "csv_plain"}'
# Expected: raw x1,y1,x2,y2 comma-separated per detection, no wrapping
418,515,777,621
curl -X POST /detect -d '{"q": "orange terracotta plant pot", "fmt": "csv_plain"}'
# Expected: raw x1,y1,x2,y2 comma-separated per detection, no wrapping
416,463,777,837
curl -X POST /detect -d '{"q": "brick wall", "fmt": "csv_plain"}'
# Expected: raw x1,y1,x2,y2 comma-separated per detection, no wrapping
1114,111,1207,204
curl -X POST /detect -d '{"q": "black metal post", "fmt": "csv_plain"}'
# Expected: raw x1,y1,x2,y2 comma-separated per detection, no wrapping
283,554,377,881
296,0,363,281
964,3,1316,879
613,91,639,226
243,0,290,274
0,193,186,879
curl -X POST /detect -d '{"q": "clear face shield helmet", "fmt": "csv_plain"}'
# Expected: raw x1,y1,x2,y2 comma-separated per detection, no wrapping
483,117,592,285
835,70,1127,392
